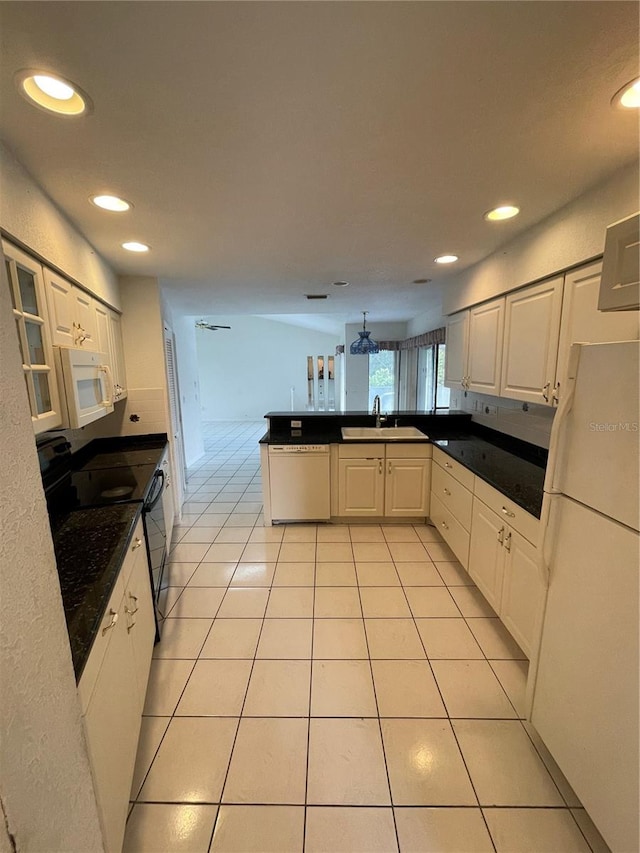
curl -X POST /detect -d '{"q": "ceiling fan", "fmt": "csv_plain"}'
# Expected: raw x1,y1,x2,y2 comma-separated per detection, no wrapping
195,321,231,331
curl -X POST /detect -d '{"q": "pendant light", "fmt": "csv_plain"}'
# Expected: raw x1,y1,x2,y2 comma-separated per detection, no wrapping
350,311,379,355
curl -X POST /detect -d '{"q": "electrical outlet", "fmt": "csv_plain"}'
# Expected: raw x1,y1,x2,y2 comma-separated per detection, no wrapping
291,420,302,428
483,404,497,416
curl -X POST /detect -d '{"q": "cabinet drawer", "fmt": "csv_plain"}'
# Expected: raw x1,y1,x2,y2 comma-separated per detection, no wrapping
338,443,385,459
429,492,470,568
78,574,125,714
473,477,539,545
432,463,472,530
432,446,475,491
385,443,432,459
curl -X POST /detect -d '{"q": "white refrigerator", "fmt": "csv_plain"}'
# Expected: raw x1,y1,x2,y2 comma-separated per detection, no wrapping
531,340,639,853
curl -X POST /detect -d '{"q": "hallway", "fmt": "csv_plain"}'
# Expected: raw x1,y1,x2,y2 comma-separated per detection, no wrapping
123,421,606,852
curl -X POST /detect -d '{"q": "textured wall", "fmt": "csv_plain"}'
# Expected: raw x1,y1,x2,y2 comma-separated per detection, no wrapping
0,141,120,310
0,267,103,850
443,161,639,315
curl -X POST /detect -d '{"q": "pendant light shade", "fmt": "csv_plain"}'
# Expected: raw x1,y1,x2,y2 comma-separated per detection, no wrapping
350,311,379,355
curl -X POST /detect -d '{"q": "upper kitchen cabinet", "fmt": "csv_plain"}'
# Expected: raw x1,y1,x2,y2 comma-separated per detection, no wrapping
445,298,504,397
444,311,469,389
500,276,563,406
556,260,639,400
466,298,505,396
108,310,127,401
3,240,62,433
45,267,97,348
598,212,640,312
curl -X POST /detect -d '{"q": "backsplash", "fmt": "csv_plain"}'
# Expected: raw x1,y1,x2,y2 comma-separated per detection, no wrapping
43,388,168,452
448,389,554,448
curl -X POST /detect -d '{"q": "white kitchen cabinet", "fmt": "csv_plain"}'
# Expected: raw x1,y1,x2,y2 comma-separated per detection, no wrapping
468,487,544,658
79,519,154,853
337,443,431,518
385,456,431,516
444,310,469,389
444,298,504,396
429,447,474,567
500,275,564,405
3,240,63,433
466,298,505,395
338,452,385,517
94,300,112,364
598,211,640,312
108,309,127,400
555,260,639,401
45,266,99,348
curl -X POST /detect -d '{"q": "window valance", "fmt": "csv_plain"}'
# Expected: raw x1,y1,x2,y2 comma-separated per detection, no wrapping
378,327,445,351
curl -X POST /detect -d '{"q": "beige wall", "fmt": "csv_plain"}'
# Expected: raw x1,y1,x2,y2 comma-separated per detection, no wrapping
0,266,103,851
0,140,120,309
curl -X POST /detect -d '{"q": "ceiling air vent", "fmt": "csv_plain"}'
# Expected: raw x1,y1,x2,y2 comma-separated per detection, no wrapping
306,294,328,300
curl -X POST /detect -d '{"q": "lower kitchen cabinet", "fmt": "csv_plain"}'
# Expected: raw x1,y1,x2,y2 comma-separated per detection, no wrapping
78,518,154,853
337,443,430,518
468,493,544,658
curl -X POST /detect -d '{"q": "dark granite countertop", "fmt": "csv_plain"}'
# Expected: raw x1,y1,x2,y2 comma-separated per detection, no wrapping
433,434,546,518
72,433,168,470
260,411,472,445
50,503,142,681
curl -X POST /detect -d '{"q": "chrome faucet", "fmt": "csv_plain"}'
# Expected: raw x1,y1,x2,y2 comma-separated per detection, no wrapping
372,395,386,428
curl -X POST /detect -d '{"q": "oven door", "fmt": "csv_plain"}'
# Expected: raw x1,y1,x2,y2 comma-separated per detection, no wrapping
143,469,168,639
55,346,115,428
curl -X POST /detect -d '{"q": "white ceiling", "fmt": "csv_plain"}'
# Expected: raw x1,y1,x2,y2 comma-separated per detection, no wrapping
0,1,638,333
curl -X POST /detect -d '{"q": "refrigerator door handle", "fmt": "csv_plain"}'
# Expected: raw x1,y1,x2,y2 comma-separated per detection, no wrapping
538,492,560,585
543,343,583,495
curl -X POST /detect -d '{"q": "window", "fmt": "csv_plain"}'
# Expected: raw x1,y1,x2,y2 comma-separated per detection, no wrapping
417,343,450,410
368,350,397,411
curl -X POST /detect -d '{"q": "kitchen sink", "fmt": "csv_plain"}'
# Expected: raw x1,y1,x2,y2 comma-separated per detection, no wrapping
341,426,429,441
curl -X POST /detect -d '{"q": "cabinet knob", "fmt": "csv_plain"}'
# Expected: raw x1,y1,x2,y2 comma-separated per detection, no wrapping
501,507,515,518
101,608,118,635
132,538,142,550
440,520,449,530
443,487,451,496
444,462,453,469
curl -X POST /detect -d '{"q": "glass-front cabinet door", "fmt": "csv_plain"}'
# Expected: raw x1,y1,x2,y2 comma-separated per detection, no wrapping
3,240,62,433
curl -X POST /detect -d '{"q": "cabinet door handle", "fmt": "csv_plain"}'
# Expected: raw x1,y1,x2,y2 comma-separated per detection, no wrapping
132,538,143,550
552,382,560,404
388,461,392,475
379,460,383,475
542,382,550,402
504,531,512,552
443,487,451,496
497,526,505,544
127,619,136,634
444,462,453,469
501,506,515,518
126,593,139,615
102,608,118,635
440,520,449,530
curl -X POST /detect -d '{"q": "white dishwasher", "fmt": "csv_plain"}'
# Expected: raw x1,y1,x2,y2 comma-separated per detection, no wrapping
268,444,331,522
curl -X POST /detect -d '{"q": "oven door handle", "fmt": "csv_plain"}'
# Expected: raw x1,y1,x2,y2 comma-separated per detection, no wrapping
146,469,165,511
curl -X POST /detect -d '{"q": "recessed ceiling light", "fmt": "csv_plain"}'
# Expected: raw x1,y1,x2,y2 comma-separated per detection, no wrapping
122,241,150,253
484,205,520,222
91,194,132,212
611,76,640,109
332,281,350,287
434,255,458,264
16,69,91,116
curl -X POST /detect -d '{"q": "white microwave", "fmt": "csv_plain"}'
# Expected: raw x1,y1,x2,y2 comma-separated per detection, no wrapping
54,347,115,429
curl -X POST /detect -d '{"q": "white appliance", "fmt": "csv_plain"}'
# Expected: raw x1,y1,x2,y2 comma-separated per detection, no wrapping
532,340,639,853
55,346,114,428
268,444,330,521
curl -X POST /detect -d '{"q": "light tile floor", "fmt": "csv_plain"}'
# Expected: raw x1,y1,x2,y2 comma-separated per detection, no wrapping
124,421,609,853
